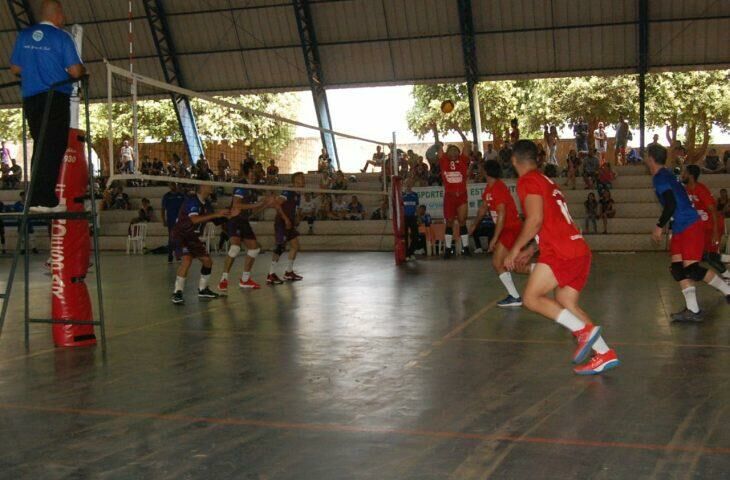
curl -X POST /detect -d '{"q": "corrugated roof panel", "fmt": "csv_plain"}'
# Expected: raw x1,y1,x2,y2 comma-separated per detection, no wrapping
384,0,460,36
553,24,637,73
473,0,552,31
319,42,394,85
0,1,16,31
650,18,730,68
242,47,308,89
311,0,388,43
391,37,463,82
233,4,300,48
166,12,240,53
649,0,730,21
82,19,157,61
551,0,636,27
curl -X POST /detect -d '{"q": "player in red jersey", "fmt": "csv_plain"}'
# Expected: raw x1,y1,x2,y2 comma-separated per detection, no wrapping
470,160,529,307
504,140,619,375
439,142,472,258
682,165,730,281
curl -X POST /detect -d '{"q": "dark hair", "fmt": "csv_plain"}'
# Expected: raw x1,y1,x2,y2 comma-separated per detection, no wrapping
647,143,667,165
512,140,538,164
685,164,700,181
484,159,502,179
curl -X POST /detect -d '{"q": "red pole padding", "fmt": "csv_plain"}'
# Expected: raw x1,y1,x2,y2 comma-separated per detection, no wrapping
50,128,96,347
390,175,406,265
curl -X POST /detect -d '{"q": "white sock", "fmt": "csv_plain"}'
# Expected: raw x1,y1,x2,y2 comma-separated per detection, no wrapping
555,309,584,332
461,234,470,250
445,234,453,249
287,259,295,271
241,271,251,282
269,260,278,275
174,276,185,292
707,275,730,295
682,286,700,313
199,274,210,291
721,270,730,279
592,336,610,354
221,272,228,280
498,272,520,298
721,254,730,263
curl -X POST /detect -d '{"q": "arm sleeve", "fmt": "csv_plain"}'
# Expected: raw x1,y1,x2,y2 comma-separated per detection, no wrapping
10,34,23,67
657,190,676,228
62,33,83,68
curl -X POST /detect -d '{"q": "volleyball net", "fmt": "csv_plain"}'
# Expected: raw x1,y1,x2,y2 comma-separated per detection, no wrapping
103,63,406,263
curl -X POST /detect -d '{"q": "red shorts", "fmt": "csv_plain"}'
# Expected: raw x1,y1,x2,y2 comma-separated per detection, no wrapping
703,228,719,254
498,226,520,250
443,191,467,220
539,253,592,292
670,221,704,261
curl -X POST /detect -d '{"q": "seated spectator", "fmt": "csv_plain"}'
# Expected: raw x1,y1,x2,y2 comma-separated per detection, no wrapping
412,162,429,187
140,155,152,175
583,149,599,189
625,148,642,164
361,146,385,173
1,162,11,189
346,195,365,221
498,144,514,178
111,186,131,210
484,143,498,162
266,159,279,184
319,172,332,191
128,198,153,235
723,150,730,173
564,150,581,189
717,188,729,218
299,192,317,234
7,159,21,189
599,190,616,234
427,155,442,186
701,148,722,174
370,198,389,220
412,204,432,255
468,151,484,181
584,192,598,234
196,155,214,180
101,185,113,210
217,153,231,181
317,148,331,174
151,157,164,175
597,162,617,193
254,162,267,184
472,211,495,253
330,194,348,220
331,170,348,190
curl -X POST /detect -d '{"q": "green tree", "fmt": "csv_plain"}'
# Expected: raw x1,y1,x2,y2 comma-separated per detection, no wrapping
646,70,730,162
0,108,23,142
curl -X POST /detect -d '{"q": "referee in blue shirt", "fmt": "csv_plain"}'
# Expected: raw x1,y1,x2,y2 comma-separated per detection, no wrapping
9,0,85,213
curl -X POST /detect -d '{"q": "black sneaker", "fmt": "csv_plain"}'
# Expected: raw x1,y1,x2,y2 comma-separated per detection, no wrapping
171,291,184,305
670,308,703,323
32,248,39,254
443,247,452,260
726,295,730,304
198,287,220,299
167,255,173,264
461,247,471,257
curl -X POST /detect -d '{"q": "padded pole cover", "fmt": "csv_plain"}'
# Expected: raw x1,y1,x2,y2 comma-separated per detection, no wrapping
51,129,96,347
391,175,406,265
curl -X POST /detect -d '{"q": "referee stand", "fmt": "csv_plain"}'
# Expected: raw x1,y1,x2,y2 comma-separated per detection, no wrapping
0,77,106,353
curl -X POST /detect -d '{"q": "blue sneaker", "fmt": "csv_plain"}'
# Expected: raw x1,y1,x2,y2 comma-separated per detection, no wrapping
497,295,523,307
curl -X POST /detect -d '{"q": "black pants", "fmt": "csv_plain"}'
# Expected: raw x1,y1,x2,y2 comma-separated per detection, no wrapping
405,215,419,256
24,91,70,207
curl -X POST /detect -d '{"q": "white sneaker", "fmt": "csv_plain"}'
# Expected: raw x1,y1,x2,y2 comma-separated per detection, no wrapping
474,248,484,254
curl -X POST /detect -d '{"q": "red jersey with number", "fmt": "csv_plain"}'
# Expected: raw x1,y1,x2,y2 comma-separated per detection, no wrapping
482,180,521,231
685,183,715,231
439,153,469,194
517,170,589,259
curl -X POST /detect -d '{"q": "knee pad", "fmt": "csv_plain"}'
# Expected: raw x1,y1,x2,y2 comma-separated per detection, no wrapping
274,244,286,256
201,266,212,276
445,227,453,235
685,263,708,282
703,252,726,273
247,247,261,259
228,244,241,259
459,225,468,235
670,262,686,282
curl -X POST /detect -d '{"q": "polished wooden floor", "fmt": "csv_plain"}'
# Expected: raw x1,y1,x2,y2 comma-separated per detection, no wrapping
0,252,728,479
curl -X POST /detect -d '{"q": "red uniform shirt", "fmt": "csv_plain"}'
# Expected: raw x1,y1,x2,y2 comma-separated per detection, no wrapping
482,180,521,231
439,153,469,194
685,182,715,231
517,170,590,260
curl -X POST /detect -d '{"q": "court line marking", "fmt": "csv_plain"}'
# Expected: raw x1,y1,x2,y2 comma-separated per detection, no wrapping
0,402,727,456
452,337,730,350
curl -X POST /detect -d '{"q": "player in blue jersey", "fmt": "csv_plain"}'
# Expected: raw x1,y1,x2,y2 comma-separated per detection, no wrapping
402,179,420,261
646,144,730,322
218,164,286,291
268,172,304,284
171,185,234,305
161,183,186,263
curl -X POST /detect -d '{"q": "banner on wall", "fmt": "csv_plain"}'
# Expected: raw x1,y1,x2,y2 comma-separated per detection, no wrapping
412,180,519,219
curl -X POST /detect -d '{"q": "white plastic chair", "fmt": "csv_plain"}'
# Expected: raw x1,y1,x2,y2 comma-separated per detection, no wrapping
200,222,219,254
126,222,147,254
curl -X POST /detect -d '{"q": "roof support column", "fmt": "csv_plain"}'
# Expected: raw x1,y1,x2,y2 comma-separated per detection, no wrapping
142,0,204,164
457,0,482,150
7,0,35,30
292,0,339,171
638,0,649,156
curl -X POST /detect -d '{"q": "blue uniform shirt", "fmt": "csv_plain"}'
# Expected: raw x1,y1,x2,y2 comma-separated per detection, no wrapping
232,185,258,220
403,191,419,217
279,190,300,222
177,196,212,234
10,23,82,98
161,191,186,228
653,168,699,234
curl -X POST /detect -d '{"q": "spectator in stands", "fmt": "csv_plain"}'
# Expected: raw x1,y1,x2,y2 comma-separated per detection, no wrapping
427,152,441,186
468,150,484,180
140,155,152,175
254,162,266,184
670,141,686,168
361,145,385,173
545,125,559,165
318,148,331,174
536,143,547,169
723,150,730,173
332,194,349,220
128,198,153,236
648,133,660,148
702,148,722,174
402,181,419,260
564,149,580,190
509,118,520,144
717,188,729,218
614,117,631,165
573,116,589,153
318,194,334,220
0,162,10,189
196,155,214,180
8,159,21,189
583,149,599,189
111,185,131,210
599,189,616,234
266,159,279,184
0,141,10,166
371,197,388,220
331,170,348,191
594,122,607,165
162,183,185,263
584,192,598,234
597,162,617,193
484,143,498,162
120,140,134,173
299,192,317,234
346,195,365,220
217,153,231,182
498,143,514,178
412,161,429,187
10,191,38,254
471,211,495,254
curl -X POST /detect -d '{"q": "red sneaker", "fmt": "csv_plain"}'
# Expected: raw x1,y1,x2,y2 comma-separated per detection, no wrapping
267,273,284,285
283,271,303,281
574,349,620,375
218,278,228,292
572,324,602,364
239,278,261,289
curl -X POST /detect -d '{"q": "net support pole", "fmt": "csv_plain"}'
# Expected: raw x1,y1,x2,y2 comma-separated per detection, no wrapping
107,63,113,177
131,76,139,172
